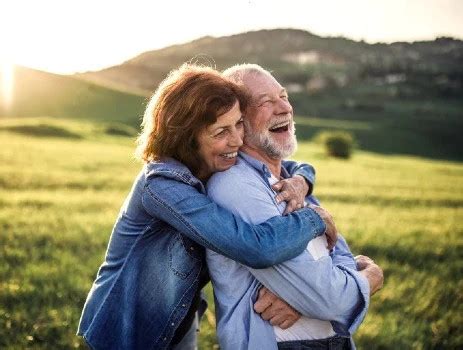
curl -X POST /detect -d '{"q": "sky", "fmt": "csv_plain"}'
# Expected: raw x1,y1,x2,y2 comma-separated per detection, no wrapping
1,0,462,74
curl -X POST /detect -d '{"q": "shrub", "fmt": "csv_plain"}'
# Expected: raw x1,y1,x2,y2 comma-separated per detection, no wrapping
3,124,82,139
104,123,137,137
315,131,356,159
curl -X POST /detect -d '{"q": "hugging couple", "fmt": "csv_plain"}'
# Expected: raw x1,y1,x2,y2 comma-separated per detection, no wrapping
78,63,383,350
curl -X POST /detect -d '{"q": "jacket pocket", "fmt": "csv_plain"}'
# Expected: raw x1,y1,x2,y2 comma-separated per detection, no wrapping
168,233,199,279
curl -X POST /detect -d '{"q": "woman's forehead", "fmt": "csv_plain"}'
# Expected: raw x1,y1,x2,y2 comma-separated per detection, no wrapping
207,101,242,129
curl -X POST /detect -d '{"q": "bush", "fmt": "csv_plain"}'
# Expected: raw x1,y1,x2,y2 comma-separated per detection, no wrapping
103,123,137,137
316,131,356,159
2,124,82,139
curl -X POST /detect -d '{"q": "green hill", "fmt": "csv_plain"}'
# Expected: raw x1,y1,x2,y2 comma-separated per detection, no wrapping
79,29,463,98
2,29,462,160
1,66,146,127
77,29,463,161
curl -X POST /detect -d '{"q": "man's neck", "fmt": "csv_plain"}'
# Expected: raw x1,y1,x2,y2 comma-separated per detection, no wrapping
241,144,282,178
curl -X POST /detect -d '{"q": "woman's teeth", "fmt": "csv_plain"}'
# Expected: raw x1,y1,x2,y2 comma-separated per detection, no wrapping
221,152,238,159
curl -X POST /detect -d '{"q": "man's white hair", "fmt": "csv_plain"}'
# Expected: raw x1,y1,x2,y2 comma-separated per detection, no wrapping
222,63,273,85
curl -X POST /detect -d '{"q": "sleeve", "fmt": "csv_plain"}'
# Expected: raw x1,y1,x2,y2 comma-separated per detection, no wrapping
141,175,326,269
246,214,369,334
248,249,370,335
206,168,369,335
282,159,316,195
331,234,358,271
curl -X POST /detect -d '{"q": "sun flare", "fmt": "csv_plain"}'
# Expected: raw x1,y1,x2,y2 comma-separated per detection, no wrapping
1,61,14,110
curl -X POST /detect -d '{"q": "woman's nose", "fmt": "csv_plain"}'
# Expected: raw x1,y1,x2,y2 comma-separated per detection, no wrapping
229,128,243,147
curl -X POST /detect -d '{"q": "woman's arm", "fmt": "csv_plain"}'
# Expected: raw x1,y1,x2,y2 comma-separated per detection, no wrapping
142,176,326,269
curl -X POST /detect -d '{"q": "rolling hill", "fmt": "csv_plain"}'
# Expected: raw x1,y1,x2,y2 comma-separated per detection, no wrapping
77,29,463,160
2,29,462,160
0,66,146,127
78,28,463,98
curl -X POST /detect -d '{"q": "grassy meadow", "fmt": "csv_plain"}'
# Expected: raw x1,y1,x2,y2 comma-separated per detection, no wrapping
0,117,462,349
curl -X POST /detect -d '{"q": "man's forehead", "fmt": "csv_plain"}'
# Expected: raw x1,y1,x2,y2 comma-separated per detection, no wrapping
244,73,284,97
255,88,287,99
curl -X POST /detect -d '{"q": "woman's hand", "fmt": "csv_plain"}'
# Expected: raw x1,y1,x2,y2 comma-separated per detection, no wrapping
272,175,309,215
308,205,338,250
254,287,301,329
272,176,338,249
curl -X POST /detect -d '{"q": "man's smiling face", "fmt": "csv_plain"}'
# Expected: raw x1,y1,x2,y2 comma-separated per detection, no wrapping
242,72,297,159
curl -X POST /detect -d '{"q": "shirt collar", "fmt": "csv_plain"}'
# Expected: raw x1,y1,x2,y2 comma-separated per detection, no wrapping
238,152,289,180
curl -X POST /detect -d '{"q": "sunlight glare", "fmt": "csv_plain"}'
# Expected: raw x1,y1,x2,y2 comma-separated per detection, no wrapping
1,61,14,111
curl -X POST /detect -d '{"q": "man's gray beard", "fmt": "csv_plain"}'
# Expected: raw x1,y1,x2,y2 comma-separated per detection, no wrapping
244,120,297,159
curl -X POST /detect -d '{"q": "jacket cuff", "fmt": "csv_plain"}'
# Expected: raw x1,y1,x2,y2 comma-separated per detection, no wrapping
302,207,326,237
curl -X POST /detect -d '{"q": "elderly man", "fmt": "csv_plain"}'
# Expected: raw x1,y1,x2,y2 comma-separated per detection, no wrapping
206,64,383,350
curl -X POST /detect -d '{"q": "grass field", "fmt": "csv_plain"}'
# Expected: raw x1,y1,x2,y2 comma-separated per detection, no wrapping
0,117,462,349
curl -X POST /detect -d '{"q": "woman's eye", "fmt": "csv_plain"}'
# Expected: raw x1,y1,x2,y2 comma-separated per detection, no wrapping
259,100,272,107
215,130,227,138
237,118,244,125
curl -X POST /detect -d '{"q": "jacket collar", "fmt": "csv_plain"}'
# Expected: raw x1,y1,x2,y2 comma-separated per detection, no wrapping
145,158,206,193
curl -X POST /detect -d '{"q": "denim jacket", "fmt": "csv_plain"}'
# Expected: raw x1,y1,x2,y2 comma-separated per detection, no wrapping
77,158,325,350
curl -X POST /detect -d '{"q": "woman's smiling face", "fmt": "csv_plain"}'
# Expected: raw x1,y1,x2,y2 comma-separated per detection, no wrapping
196,100,244,181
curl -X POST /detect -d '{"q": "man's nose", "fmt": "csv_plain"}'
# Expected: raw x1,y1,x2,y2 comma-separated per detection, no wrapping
276,98,293,115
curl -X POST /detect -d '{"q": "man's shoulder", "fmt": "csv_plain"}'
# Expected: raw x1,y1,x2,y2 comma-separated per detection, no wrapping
207,156,269,203
207,156,282,223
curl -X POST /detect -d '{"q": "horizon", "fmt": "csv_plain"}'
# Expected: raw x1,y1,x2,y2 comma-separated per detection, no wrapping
1,0,463,74
4,28,462,76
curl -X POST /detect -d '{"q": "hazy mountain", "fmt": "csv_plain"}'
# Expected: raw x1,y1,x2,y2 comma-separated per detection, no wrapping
3,30,462,160
77,28,463,98
75,29,463,160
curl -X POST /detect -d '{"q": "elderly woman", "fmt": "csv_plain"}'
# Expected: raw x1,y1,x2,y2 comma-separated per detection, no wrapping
77,65,328,350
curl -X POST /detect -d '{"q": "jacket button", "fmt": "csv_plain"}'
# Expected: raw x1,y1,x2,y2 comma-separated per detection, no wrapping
171,323,175,326
190,246,194,250
163,337,167,341
182,304,186,307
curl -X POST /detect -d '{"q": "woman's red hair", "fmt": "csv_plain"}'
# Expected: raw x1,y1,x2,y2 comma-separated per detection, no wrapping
136,64,248,176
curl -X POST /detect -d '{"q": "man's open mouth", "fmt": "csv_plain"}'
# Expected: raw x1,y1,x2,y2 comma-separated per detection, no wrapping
269,121,290,133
